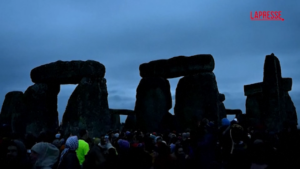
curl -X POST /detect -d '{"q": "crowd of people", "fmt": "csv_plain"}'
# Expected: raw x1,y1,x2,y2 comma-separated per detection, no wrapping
1,117,300,169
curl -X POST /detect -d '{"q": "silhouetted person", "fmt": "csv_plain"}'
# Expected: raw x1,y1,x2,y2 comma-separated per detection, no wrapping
76,129,90,166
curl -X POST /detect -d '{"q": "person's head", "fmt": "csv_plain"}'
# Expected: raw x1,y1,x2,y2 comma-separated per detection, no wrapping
231,124,244,143
79,129,88,140
175,145,185,157
156,136,163,143
65,136,78,150
94,138,101,145
29,150,39,164
55,132,61,139
157,142,170,156
6,140,27,163
30,142,59,166
7,144,18,161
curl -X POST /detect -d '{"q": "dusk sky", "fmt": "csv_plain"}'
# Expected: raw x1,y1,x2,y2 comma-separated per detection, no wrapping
0,1,299,124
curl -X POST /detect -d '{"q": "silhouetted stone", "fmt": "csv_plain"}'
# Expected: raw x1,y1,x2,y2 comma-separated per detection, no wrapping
219,93,225,102
31,60,105,84
135,77,172,132
140,54,214,78
282,78,292,91
61,77,110,138
109,109,135,116
244,78,292,96
226,109,242,115
110,112,121,131
244,53,297,131
0,91,27,134
245,93,263,126
24,83,60,136
109,109,134,130
124,114,136,130
174,72,221,130
109,109,135,130
244,83,263,96
283,92,298,126
159,112,175,131
219,103,227,120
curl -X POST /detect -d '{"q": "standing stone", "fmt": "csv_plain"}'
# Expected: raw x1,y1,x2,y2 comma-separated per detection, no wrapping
159,112,175,131
245,93,264,126
174,72,221,130
139,54,215,78
24,83,60,136
0,91,27,134
110,113,121,131
262,54,285,131
31,60,105,84
134,77,172,132
283,92,297,126
244,53,297,131
61,77,110,138
218,94,227,121
124,114,136,130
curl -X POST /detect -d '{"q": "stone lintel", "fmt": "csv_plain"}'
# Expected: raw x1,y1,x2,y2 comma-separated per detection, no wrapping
226,109,242,115
244,78,292,96
244,82,263,96
109,109,135,116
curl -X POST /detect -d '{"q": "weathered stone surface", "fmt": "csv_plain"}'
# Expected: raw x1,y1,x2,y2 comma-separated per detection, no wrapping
174,72,221,130
110,112,121,131
245,93,263,126
31,60,105,84
244,53,297,131
135,77,172,132
0,91,27,134
24,83,60,136
244,78,292,96
139,54,215,78
61,77,110,138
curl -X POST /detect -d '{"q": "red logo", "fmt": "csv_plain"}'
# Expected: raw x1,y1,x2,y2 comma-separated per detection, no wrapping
250,11,284,21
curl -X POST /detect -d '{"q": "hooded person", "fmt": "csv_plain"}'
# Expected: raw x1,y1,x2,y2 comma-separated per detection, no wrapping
57,136,81,169
226,124,250,169
30,142,60,169
98,138,118,155
3,140,31,169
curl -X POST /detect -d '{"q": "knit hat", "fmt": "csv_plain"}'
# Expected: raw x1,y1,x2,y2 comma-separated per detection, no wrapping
221,118,230,126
